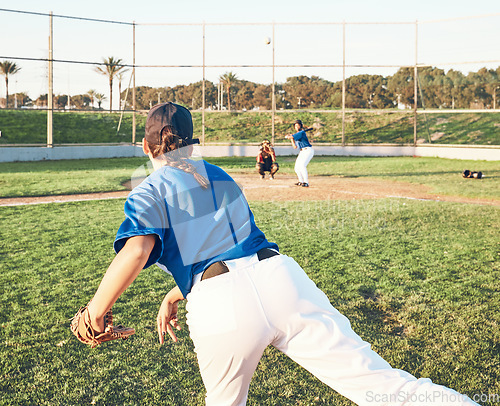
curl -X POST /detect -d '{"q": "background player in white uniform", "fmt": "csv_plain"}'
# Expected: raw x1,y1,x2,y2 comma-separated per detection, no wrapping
285,119,314,187
75,103,480,406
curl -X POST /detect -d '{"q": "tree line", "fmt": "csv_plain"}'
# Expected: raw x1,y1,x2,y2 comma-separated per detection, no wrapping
1,57,499,111
130,67,499,111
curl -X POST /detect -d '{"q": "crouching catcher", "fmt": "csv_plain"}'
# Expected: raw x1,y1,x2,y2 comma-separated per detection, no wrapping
256,139,279,179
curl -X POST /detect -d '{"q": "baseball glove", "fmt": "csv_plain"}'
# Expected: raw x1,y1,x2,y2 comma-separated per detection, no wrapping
70,304,135,348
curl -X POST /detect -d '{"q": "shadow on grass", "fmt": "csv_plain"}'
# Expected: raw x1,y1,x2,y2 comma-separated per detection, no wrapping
355,299,405,338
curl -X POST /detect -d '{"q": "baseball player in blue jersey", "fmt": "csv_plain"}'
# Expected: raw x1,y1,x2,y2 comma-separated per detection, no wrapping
73,102,480,406
285,119,314,187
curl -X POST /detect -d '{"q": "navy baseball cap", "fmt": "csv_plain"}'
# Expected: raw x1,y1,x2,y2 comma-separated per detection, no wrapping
294,119,303,126
145,102,199,145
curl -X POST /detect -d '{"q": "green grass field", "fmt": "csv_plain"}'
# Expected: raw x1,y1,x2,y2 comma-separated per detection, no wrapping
0,157,499,405
1,109,499,145
0,199,499,405
1,156,499,201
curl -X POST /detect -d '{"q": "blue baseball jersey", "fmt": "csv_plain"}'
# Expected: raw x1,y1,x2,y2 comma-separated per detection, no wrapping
292,130,312,149
114,160,278,297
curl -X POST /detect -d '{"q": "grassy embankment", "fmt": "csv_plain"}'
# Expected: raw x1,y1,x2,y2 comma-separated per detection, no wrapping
1,109,499,145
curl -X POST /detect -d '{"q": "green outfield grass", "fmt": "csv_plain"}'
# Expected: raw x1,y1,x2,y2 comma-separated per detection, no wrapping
0,198,498,405
0,156,499,201
0,157,148,197
1,109,499,145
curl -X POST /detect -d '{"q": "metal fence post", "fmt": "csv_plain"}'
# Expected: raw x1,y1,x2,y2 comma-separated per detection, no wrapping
414,20,418,146
47,11,53,148
271,21,276,145
202,22,206,146
132,21,136,145
342,20,346,146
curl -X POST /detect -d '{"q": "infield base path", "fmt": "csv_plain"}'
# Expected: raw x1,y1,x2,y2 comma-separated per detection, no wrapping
0,174,498,206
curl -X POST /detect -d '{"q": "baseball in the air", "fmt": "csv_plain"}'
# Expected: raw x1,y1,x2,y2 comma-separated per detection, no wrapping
265,37,271,45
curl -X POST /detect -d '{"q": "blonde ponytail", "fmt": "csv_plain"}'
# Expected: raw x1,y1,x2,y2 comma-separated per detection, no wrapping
148,127,209,189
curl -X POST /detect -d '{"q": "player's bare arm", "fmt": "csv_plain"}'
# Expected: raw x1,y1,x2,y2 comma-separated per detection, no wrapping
86,234,157,332
157,286,185,344
270,148,277,161
285,134,297,148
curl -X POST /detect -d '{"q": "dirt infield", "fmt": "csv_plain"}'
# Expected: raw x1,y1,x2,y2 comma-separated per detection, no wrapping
1,174,498,206
235,174,499,205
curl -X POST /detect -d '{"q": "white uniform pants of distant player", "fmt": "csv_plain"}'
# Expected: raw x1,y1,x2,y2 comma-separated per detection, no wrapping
294,146,314,184
186,254,479,406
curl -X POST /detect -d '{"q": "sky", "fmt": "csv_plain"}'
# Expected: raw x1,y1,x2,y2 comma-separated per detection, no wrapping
1,0,499,109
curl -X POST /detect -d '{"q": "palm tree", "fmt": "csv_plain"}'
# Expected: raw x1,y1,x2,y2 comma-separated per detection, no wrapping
87,89,97,109
95,57,126,112
95,93,106,109
0,60,21,108
219,71,238,112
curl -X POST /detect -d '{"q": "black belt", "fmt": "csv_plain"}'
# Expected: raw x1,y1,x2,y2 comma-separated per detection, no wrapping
201,248,279,281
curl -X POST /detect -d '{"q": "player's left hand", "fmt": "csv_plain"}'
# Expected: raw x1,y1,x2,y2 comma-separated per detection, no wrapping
157,286,184,344
70,305,135,348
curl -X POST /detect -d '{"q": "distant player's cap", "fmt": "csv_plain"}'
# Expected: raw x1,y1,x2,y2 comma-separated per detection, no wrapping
145,102,200,145
294,119,303,126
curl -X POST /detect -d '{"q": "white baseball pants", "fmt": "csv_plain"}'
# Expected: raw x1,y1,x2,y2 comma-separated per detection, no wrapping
294,147,314,184
186,254,479,406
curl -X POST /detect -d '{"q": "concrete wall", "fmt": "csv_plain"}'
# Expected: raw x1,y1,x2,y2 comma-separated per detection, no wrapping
0,144,498,162
0,145,143,162
413,145,500,161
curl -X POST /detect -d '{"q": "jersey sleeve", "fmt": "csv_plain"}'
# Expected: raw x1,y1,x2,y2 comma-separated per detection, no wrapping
114,191,168,269
292,130,304,142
